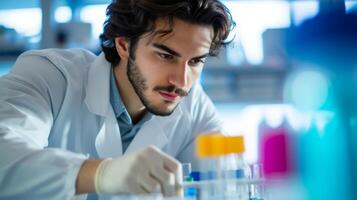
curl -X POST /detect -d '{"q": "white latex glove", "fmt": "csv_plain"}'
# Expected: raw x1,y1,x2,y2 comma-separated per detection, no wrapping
94,145,183,197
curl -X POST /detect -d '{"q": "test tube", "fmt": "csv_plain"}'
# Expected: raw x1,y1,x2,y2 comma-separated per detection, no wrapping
250,163,265,200
182,163,197,199
182,163,192,181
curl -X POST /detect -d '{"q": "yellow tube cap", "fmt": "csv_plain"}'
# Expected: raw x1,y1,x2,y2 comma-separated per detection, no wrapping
196,133,226,158
226,136,245,154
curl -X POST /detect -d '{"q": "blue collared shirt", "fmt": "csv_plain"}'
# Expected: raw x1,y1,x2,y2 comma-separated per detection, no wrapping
110,68,153,152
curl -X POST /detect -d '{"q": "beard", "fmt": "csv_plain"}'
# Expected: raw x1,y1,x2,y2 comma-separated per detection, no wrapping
126,56,189,116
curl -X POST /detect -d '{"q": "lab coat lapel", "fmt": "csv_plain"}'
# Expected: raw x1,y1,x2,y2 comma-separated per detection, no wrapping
84,53,123,158
125,106,183,154
95,109,123,158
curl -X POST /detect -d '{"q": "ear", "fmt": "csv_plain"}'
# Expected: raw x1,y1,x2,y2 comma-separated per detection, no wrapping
115,37,130,61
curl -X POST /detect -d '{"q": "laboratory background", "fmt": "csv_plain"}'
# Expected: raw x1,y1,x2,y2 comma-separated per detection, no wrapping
1,0,357,199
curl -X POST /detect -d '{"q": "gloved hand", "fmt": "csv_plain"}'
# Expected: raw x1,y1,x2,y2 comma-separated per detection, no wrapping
94,145,183,197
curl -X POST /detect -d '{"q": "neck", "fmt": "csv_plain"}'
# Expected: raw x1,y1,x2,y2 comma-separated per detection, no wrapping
113,64,146,124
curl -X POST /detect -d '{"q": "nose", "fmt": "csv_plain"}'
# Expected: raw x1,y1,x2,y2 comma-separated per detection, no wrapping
168,62,188,88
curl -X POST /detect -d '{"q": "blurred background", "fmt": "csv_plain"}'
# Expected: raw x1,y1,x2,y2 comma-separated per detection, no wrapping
0,0,357,165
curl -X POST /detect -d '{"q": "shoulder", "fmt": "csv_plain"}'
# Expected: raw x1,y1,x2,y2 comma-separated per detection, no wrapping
6,49,99,118
9,48,98,97
11,48,98,84
19,48,96,69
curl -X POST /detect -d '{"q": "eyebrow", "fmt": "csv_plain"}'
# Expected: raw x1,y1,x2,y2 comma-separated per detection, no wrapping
153,43,181,57
152,43,209,60
192,53,209,60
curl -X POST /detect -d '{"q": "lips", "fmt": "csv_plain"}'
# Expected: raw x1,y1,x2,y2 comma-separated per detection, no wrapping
158,91,178,102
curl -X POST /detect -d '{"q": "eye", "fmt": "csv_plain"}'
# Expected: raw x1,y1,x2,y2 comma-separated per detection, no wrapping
188,58,205,66
158,52,174,60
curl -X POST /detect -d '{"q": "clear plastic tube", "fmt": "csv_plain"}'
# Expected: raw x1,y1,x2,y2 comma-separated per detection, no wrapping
195,134,252,200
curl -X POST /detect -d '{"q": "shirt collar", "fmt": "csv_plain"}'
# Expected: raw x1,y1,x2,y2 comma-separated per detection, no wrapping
110,67,132,121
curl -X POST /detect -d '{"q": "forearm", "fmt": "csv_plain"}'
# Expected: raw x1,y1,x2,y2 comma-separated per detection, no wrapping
0,146,86,199
75,159,102,195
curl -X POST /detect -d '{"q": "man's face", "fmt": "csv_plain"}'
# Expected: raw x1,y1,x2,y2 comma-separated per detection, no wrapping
126,18,213,116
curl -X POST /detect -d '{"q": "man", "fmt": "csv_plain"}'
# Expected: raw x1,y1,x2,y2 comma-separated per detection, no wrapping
0,0,234,199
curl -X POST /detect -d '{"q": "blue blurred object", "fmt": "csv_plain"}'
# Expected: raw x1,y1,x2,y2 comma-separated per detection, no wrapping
286,9,357,200
184,186,198,199
190,171,201,181
287,12,357,71
235,169,245,179
298,116,351,200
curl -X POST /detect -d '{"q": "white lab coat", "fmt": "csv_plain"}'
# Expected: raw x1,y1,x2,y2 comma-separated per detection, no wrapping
0,48,222,200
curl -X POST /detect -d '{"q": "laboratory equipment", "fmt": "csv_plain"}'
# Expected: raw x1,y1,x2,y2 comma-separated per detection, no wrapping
182,163,197,198
249,163,265,200
194,134,253,200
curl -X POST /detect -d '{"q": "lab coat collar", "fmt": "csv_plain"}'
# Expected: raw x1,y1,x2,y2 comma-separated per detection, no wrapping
84,53,111,116
85,53,123,158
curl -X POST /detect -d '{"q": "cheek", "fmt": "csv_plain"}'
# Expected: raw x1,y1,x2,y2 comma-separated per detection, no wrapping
187,68,202,86
136,61,169,88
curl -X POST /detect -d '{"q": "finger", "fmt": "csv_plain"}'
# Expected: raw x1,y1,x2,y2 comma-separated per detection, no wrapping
148,147,182,185
128,182,149,194
162,157,183,197
151,166,175,197
151,165,175,185
162,173,175,197
163,164,183,197
147,146,183,197
140,174,161,194
138,185,150,194
176,184,184,198
161,155,182,182
149,172,164,195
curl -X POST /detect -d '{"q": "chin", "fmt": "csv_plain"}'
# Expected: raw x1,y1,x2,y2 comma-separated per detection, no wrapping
146,102,178,116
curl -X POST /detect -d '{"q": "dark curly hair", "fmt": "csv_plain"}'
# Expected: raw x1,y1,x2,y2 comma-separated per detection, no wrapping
100,0,235,66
